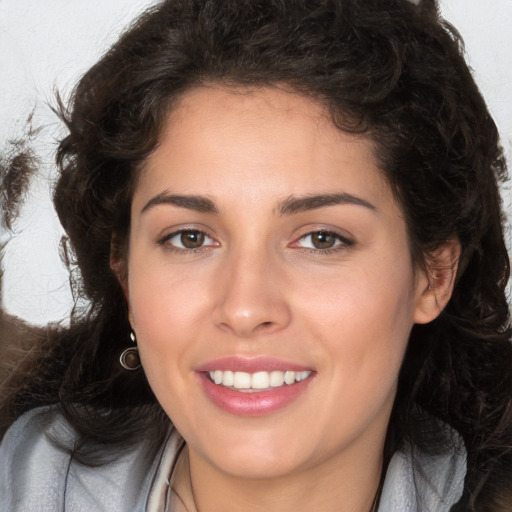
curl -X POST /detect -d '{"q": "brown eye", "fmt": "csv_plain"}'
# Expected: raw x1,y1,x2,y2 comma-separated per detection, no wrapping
160,229,217,252
180,230,205,249
310,231,337,249
294,230,353,252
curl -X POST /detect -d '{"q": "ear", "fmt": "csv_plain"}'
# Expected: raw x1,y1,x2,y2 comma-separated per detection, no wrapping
413,239,461,324
109,234,129,300
110,240,136,330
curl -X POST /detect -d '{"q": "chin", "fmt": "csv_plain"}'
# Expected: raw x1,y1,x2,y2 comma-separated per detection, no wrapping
210,451,308,480
187,424,324,480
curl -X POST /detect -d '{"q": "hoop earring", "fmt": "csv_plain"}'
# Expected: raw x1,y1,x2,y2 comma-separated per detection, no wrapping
120,330,142,371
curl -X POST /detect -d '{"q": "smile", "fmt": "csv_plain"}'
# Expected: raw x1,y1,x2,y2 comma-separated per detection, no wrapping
208,370,313,391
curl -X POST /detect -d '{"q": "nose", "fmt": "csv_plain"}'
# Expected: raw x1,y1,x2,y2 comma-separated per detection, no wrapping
212,246,291,338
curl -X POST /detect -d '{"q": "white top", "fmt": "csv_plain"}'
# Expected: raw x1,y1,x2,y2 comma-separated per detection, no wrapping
0,406,466,511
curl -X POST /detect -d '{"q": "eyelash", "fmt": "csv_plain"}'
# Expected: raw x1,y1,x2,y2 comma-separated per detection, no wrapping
158,229,218,254
157,229,355,255
292,230,355,254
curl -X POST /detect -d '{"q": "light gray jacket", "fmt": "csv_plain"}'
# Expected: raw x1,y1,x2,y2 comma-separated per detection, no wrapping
0,406,466,511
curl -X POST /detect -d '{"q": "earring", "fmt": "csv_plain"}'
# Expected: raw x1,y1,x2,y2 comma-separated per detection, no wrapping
119,330,142,371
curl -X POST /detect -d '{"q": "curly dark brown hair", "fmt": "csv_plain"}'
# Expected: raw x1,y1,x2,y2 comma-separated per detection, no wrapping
1,0,511,510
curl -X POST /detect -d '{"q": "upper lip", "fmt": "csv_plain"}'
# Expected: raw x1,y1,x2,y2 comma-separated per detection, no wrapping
195,356,313,373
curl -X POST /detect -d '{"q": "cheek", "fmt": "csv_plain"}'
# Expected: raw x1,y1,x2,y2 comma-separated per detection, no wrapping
299,257,416,337
297,254,417,382
126,258,210,384
130,273,203,330
127,270,211,430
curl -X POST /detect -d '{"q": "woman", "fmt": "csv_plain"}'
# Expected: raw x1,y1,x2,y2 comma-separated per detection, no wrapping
1,0,511,510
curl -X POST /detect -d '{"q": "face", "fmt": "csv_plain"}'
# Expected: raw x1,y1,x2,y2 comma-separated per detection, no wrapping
125,86,434,481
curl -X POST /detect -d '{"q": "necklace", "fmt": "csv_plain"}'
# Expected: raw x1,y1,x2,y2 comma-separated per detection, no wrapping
168,446,199,512
370,471,384,512
169,447,382,512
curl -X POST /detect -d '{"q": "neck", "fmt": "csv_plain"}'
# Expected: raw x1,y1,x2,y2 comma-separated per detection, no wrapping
174,440,384,512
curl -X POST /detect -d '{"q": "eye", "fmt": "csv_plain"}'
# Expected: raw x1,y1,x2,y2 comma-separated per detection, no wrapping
295,230,354,251
160,229,217,250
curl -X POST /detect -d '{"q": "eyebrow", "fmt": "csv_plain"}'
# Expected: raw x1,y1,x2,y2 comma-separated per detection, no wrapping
141,192,218,214
141,191,376,216
277,193,377,215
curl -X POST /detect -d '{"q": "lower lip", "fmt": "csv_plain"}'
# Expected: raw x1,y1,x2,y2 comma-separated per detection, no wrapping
197,373,314,416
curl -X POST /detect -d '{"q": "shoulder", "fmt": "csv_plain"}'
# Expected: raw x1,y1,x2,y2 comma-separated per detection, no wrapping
0,405,180,512
379,433,466,512
0,406,75,511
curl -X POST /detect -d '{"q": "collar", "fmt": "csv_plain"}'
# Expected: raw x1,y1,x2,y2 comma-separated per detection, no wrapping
148,427,466,512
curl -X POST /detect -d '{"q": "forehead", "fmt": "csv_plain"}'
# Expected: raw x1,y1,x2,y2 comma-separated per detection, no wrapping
136,86,396,214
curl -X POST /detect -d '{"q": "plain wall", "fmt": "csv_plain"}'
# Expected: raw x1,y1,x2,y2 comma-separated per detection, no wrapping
1,0,511,325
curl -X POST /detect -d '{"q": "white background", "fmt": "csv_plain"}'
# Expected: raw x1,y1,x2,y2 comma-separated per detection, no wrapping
1,0,511,325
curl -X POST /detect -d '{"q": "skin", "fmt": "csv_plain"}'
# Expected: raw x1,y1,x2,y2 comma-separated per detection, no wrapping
121,86,457,512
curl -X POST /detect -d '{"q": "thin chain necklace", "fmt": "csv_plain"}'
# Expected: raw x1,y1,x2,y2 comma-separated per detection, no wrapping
172,448,382,512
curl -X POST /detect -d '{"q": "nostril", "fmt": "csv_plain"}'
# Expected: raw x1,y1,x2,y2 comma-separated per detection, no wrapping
212,291,292,337
255,321,277,333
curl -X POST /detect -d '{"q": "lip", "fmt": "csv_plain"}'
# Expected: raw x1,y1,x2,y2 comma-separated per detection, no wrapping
195,356,312,373
195,356,315,416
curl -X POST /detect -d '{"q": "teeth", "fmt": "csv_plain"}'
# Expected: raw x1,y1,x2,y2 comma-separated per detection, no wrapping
251,371,270,389
222,370,234,386
269,370,285,387
233,371,251,389
284,371,295,385
208,370,312,390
